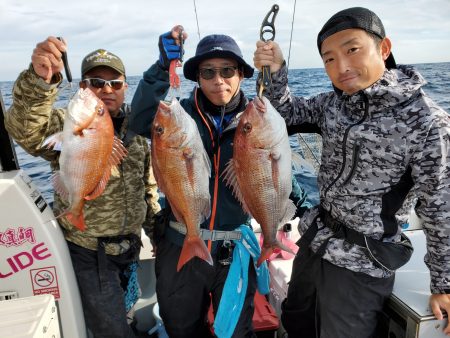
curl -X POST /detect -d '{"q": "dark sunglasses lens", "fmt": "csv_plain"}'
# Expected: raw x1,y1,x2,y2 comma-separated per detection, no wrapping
200,69,215,80
90,79,106,88
110,81,124,90
220,67,236,78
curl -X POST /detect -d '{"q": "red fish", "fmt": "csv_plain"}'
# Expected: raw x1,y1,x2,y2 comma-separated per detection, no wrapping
224,96,296,265
151,98,213,271
44,88,127,231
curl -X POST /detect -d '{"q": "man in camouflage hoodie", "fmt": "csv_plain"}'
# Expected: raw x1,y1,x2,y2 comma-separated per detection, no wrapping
5,37,161,338
254,7,450,338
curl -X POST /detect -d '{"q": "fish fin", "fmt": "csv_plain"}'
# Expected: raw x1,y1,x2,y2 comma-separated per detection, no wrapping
51,172,69,201
59,209,87,232
183,148,196,188
110,166,120,177
222,159,252,216
199,196,211,223
108,137,128,167
71,101,101,134
164,197,188,225
270,151,284,191
201,148,212,177
42,132,64,151
257,246,275,267
177,235,213,272
85,166,112,200
150,149,166,194
279,200,297,226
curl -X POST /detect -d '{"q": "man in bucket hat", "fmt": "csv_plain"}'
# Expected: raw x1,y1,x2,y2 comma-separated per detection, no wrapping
254,6,450,337
5,37,161,338
129,26,311,337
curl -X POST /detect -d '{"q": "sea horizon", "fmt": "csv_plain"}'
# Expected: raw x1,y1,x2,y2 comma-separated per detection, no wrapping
0,61,449,83
1,61,449,204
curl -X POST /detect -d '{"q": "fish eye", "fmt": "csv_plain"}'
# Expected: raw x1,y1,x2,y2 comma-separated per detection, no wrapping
243,122,252,133
155,125,164,135
97,105,105,116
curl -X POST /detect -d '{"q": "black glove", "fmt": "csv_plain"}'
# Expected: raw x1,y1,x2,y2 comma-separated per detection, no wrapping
158,31,183,71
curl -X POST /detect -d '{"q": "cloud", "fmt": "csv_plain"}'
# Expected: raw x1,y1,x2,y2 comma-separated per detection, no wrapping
0,0,449,81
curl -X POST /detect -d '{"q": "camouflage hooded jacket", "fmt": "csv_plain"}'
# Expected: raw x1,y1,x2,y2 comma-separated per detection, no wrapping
263,64,450,293
5,66,161,254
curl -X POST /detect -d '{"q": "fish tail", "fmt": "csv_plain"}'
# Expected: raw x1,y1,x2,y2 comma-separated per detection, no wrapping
177,236,213,272
257,241,295,266
63,210,87,232
257,246,275,267
277,240,296,256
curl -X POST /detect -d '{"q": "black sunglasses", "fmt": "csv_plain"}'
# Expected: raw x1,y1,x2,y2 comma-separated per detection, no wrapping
83,78,125,90
198,66,238,80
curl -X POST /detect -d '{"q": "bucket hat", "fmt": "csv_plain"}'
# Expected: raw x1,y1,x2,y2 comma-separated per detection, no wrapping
183,34,254,81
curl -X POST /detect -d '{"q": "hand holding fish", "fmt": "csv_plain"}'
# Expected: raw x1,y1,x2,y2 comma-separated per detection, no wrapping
253,40,285,74
31,36,67,83
158,25,188,70
170,25,188,47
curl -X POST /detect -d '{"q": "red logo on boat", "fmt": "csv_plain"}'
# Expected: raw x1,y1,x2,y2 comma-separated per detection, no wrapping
0,227,36,247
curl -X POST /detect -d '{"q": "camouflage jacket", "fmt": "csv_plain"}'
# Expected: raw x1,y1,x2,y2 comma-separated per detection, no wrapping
263,64,450,293
5,66,161,254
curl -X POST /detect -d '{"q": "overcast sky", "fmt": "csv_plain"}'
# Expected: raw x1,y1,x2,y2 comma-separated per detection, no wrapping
1,0,449,81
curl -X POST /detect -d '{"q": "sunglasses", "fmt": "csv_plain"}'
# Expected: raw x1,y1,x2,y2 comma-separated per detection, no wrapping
198,66,239,80
82,78,125,90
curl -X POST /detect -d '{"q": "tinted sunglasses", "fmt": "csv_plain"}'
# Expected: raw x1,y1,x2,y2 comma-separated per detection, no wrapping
198,66,239,80
83,78,125,90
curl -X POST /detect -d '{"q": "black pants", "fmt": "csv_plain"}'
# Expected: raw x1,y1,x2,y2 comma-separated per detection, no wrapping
281,246,395,338
155,237,257,338
68,241,137,338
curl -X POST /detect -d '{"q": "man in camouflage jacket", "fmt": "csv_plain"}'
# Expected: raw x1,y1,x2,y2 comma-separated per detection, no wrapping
5,37,160,338
254,7,450,338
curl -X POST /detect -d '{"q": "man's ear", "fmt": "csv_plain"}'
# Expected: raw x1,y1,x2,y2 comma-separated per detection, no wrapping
380,37,392,63
79,80,86,89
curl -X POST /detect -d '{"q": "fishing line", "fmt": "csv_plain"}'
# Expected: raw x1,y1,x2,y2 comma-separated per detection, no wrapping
286,0,297,73
297,133,321,169
193,0,201,40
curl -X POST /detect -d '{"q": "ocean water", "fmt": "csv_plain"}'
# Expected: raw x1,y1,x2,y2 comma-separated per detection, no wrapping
1,62,449,206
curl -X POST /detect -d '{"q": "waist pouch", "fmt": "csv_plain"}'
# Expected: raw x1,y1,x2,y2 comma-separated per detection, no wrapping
97,233,142,261
364,233,413,271
321,207,414,272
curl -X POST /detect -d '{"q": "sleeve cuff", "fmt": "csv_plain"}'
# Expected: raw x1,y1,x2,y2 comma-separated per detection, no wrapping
27,64,62,91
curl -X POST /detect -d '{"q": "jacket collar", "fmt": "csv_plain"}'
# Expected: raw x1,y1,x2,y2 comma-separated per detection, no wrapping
338,65,426,112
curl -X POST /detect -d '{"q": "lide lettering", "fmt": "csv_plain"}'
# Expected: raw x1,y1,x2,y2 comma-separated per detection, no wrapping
0,242,51,278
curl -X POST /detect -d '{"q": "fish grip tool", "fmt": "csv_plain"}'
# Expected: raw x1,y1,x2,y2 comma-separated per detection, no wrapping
259,4,279,98
166,28,185,102
56,37,75,99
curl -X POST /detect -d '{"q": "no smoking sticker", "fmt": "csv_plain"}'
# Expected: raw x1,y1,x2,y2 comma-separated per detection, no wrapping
30,266,60,299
